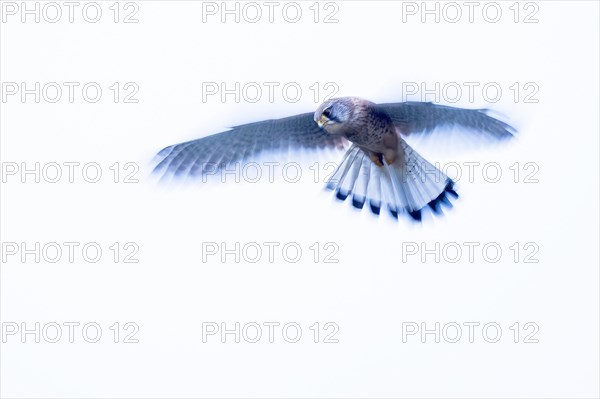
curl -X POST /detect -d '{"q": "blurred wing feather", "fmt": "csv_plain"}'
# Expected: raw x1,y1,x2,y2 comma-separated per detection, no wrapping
379,102,516,139
154,112,346,178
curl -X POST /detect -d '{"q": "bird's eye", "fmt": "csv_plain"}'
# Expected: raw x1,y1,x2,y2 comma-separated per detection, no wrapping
323,108,332,118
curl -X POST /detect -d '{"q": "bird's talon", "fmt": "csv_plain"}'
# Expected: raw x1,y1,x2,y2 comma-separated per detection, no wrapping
369,153,384,167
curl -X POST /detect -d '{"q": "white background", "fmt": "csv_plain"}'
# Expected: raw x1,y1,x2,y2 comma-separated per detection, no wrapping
1,1,599,398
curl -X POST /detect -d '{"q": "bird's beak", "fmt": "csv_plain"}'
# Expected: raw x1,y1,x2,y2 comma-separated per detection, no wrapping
317,115,328,128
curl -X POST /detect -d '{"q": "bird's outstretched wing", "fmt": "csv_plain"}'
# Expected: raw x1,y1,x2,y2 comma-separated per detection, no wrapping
153,112,346,178
378,102,516,140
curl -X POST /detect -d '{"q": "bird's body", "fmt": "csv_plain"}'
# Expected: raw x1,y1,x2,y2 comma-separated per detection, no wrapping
154,96,515,221
316,97,399,167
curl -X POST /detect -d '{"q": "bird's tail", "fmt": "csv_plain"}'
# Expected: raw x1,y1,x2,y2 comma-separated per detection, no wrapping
326,140,458,221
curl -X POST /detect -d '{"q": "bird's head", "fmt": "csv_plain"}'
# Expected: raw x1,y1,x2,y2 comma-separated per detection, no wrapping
314,98,354,134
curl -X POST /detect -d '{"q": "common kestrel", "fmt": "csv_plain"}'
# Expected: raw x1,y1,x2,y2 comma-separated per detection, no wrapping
154,97,515,220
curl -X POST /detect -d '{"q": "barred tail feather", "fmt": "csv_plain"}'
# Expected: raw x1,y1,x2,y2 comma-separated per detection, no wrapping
326,142,458,220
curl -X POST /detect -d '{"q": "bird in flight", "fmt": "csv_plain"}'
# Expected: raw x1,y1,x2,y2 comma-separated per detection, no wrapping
153,97,515,220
